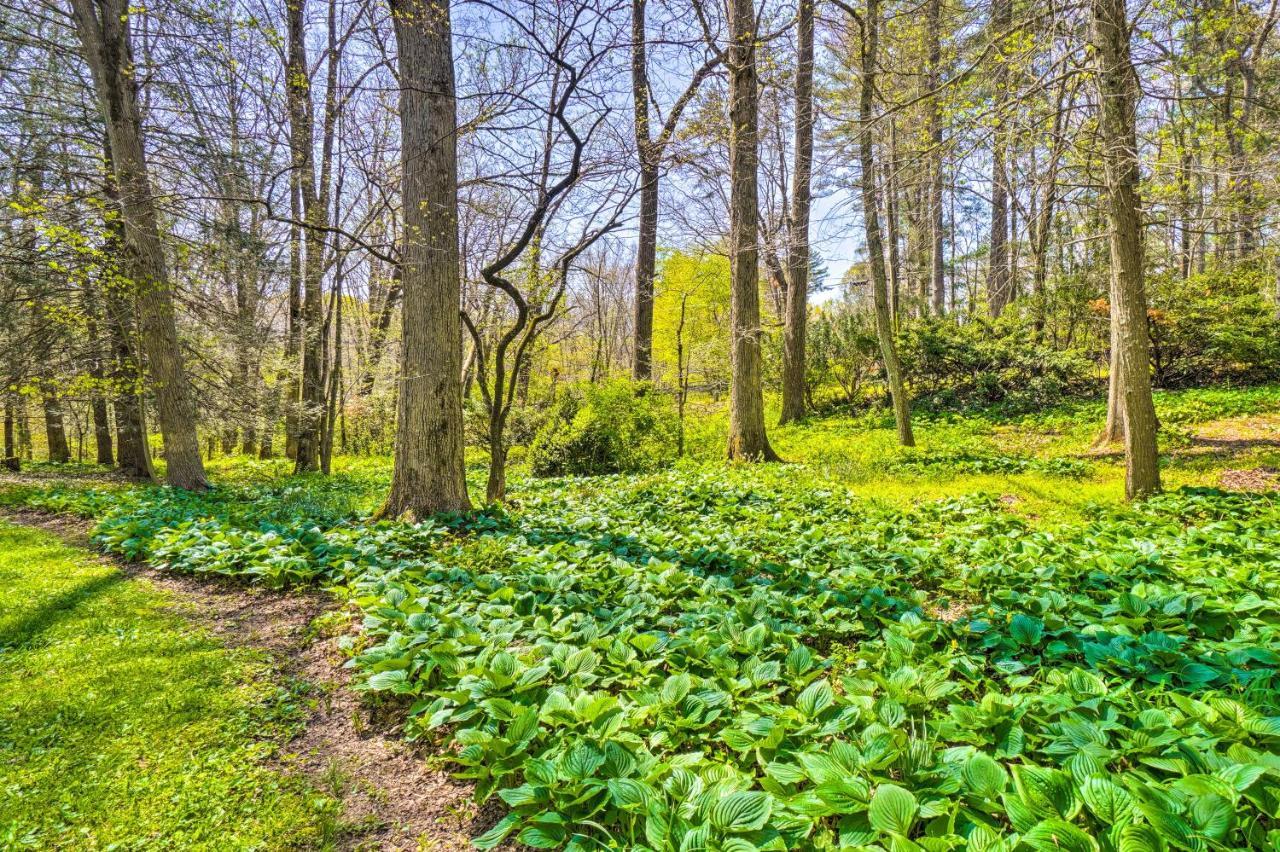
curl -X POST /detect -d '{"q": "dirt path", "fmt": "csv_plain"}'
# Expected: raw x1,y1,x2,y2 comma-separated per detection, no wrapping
2,509,492,851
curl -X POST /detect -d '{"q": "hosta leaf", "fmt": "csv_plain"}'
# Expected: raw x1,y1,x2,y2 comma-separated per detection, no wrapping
472,812,519,850
710,791,772,832
1022,818,1099,852
963,753,1007,799
1010,614,1044,646
1081,777,1135,825
869,783,918,835
1189,794,1232,840
797,679,835,717
608,778,654,810
1117,823,1165,852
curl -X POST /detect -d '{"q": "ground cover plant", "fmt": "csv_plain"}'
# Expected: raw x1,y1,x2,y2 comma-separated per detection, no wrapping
0,522,339,849
7,389,1280,851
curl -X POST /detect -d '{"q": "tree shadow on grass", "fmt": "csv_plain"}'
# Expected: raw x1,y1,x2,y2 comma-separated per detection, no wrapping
0,572,125,650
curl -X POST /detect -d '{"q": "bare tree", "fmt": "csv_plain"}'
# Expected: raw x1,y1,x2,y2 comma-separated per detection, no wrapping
779,0,814,425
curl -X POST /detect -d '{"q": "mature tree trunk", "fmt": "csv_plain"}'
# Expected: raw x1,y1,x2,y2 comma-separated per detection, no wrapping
286,0,326,473
926,0,946,316
41,387,71,463
380,0,471,519
284,189,302,460
1092,0,1159,499
859,0,914,446
987,0,1013,318
779,0,814,425
631,0,658,380
71,0,205,489
2,394,17,472
725,0,779,461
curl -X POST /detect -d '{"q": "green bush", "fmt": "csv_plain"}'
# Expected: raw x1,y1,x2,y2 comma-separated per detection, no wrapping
529,380,678,477
1148,268,1280,388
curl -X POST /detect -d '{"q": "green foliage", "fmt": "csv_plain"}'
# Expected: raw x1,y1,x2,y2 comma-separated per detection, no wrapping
529,380,678,477
1149,268,1280,388
0,522,338,849
14,462,1280,849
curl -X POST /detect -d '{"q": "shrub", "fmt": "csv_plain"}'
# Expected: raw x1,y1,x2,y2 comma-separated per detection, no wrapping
528,380,678,477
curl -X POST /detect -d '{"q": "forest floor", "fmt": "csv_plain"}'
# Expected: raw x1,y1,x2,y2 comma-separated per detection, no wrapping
2,383,1280,849
0,514,489,851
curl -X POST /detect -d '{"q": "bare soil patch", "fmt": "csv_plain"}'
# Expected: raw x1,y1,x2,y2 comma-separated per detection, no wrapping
1219,467,1280,492
0,508,495,851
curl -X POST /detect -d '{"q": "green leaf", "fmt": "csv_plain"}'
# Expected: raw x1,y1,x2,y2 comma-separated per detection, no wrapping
472,812,519,849
963,753,1007,799
1010,614,1044,646
796,679,835,717
1116,823,1165,852
869,783,918,836
1080,777,1135,825
1022,818,1099,852
710,791,772,832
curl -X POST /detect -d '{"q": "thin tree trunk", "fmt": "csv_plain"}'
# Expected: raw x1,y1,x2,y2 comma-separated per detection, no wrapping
725,0,779,461
779,0,813,425
70,0,205,489
1092,0,1159,498
631,0,657,380
858,0,914,446
926,0,945,316
987,0,1012,318
2,394,17,471
380,0,471,518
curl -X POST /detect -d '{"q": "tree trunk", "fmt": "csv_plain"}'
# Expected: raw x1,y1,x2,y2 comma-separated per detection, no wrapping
70,0,206,489
1092,0,1159,499
987,0,1012,318
380,0,471,519
42,388,71,463
286,0,327,474
2,394,17,472
631,0,657,380
926,0,946,316
779,0,814,425
859,0,914,446
85,289,114,465
725,0,779,462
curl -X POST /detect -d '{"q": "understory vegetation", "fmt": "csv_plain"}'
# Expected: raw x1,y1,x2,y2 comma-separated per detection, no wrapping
6,386,1280,850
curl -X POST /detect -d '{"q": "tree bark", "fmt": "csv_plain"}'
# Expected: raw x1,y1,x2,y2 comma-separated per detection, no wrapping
725,0,779,461
859,0,914,446
926,0,946,316
70,0,205,489
380,0,471,518
631,0,657,380
41,387,71,463
2,394,17,471
779,0,814,425
1092,0,1159,499
987,0,1012,318
286,0,327,473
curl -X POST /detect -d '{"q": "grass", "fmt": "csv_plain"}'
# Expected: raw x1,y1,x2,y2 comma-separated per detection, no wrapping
0,522,339,850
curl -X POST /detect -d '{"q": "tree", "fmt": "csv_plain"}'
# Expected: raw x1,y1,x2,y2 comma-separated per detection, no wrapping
779,0,814,425
630,0,721,380
69,0,207,490
1092,0,1160,498
379,0,471,519
725,0,779,461
986,0,1013,318
851,0,914,446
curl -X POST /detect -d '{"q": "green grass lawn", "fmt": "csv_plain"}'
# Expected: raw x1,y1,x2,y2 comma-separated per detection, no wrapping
0,521,338,850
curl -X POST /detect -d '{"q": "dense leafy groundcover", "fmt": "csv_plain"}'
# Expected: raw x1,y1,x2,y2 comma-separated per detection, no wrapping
9,468,1280,850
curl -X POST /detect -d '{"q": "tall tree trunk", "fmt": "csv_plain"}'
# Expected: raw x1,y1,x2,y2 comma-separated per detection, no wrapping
631,0,657,380
1092,0,1159,499
779,0,814,425
71,0,206,489
286,0,327,473
725,0,779,461
859,0,914,446
100,131,153,480
284,185,302,460
84,287,114,465
926,0,946,316
987,0,1012,318
380,0,471,518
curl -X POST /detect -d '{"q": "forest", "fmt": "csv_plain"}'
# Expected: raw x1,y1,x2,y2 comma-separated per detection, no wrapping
1,0,1279,846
